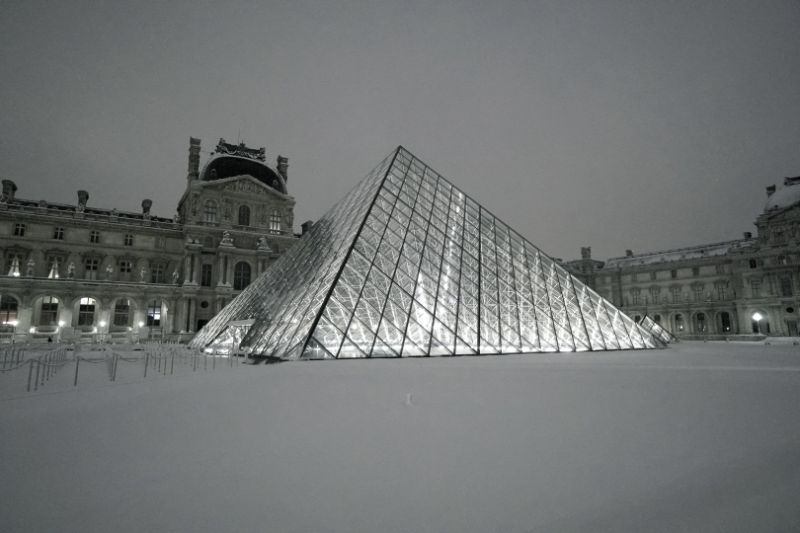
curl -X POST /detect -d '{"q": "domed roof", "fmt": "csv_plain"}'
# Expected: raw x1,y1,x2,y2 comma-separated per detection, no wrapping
200,139,287,194
764,178,800,212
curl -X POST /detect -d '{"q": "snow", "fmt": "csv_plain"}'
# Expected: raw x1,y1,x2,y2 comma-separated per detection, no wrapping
2,342,800,532
604,240,751,268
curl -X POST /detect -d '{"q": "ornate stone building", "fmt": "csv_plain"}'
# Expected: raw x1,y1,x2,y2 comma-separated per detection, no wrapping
0,137,300,342
566,176,800,338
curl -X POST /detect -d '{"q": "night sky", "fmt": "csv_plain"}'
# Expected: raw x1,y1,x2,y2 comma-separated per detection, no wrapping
1,0,798,260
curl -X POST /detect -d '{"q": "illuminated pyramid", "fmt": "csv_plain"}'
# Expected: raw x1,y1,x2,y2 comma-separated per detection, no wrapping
191,147,661,358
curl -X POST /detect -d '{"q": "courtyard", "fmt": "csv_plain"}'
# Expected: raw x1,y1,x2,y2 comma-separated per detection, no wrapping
1,341,799,532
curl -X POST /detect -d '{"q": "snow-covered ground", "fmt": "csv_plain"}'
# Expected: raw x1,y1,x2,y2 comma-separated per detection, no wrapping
2,341,799,533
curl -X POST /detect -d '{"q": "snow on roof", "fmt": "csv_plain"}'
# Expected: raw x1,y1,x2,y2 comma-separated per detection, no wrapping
764,178,800,212
604,239,753,269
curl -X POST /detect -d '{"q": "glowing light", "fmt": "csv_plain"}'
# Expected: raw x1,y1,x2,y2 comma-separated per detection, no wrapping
99,320,107,327
92,327,97,333
138,321,145,328
29,327,36,334
12,272,20,277
58,320,65,327
7,320,18,326
752,312,763,322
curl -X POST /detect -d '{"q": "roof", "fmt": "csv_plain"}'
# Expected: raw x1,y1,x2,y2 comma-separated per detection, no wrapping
764,178,800,213
604,239,753,269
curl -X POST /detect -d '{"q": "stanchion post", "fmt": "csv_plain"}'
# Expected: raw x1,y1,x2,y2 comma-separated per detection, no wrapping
74,357,80,386
144,352,149,378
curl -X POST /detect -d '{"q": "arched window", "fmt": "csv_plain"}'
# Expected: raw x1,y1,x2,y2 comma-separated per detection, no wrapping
204,200,218,223
39,297,59,326
653,314,661,324
238,205,250,226
146,300,162,327
114,299,131,327
78,297,96,326
233,262,251,290
674,313,684,332
719,312,731,333
695,312,706,333
0,295,19,325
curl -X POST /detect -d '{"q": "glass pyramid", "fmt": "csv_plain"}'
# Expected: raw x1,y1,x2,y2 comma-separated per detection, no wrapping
191,147,662,359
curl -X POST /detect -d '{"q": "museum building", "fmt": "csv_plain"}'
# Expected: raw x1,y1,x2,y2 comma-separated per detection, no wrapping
0,137,300,342
566,177,800,337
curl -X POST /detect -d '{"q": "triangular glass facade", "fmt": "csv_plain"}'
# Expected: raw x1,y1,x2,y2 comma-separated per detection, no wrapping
191,147,662,358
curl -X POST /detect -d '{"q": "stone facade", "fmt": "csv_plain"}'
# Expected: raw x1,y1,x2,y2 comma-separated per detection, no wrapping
0,137,300,343
566,177,800,338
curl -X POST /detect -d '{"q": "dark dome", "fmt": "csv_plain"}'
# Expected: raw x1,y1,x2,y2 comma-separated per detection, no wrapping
201,155,286,194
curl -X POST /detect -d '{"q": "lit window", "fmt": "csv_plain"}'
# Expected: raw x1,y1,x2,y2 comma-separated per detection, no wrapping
78,297,96,326
90,230,100,243
53,227,64,240
0,295,19,325
47,258,60,279
146,300,162,326
269,210,281,233
13,223,25,237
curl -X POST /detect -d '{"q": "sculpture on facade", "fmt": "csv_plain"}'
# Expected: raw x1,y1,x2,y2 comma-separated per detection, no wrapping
67,262,75,278
26,257,35,277
220,230,234,247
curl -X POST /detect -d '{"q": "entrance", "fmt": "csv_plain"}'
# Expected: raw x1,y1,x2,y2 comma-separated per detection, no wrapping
197,319,209,331
786,320,798,337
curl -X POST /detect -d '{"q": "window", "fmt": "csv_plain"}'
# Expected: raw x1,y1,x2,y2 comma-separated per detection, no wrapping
13,223,25,237
6,254,22,277
653,314,662,324
0,295,19,325
150,263,166,284
90,230,100,243
200,264,212,287
233,262,251,290
693,284,704,302
777,255,788,266
631,273,638,282
674,313,684,332
720,312,731,332
715,264,726,274
53,227,64,240
749,259,757,269
78,297,96,326
84,258,100,280
146,300,162,326
204,200,218,223
113,299,131,326
715,282,728,301
650,271,657,281
238,205,250,226
155,237,166,249
630,288,641,305
118,260,133,281
780,276,793,297
695,312,706,333
649,287,660,304
670,269,677,279
634,315,642,323
750,279,761,298
39,296,59,326
124,234,134,246
671,287,682,303
269,209,281,233
692,267,700,277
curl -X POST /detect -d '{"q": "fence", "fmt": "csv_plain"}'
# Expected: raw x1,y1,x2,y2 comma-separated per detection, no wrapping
0,343,240,396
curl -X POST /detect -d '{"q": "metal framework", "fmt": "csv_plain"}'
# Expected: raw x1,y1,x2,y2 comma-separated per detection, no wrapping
191,147,661,358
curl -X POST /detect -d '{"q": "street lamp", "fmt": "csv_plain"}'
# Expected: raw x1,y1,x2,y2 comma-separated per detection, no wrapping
752,312,763,334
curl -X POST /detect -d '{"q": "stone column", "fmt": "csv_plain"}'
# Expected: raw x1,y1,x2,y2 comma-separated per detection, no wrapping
192,254,201,285
187,298,197,332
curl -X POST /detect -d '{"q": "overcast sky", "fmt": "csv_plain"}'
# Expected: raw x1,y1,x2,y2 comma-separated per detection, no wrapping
1,0,798,260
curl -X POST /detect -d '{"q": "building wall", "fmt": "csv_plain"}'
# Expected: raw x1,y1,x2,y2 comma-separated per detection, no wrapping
0,137,300,343
566,179,800,337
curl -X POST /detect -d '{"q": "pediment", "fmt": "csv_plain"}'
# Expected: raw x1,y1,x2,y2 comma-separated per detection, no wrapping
199,175,292,201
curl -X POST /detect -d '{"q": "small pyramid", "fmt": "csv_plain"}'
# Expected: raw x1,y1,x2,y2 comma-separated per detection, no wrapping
191,147,662,358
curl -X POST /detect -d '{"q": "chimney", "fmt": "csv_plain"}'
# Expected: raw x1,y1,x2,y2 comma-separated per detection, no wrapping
784,176,800,187
766,185,776,197
1,179,17,201
625,249,633,257
743,231,753,239
142,199,152,215
301,220,314,235
77,189,89,206
580,246,591,260
277,155,289,182
187,137,201,182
